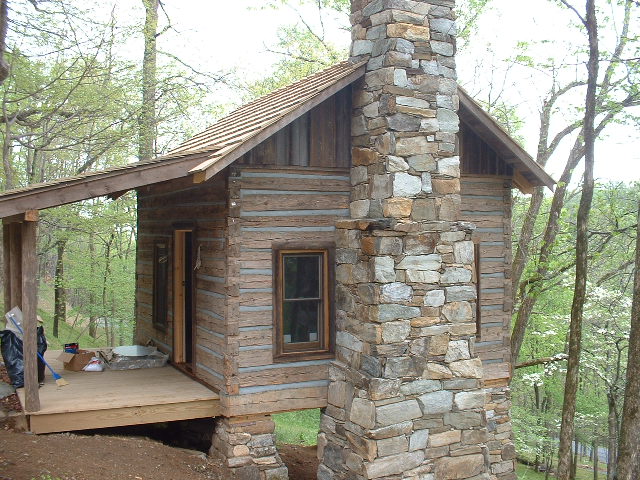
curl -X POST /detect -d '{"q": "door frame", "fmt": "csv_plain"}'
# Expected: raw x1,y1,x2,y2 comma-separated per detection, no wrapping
172,224,196,367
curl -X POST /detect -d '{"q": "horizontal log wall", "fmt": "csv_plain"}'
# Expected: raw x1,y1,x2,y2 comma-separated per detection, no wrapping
460,175,513,387
222,166,351,416
135,173,228,391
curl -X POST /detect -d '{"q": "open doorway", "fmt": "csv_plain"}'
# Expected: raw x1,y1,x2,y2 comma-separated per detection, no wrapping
173,228,194,370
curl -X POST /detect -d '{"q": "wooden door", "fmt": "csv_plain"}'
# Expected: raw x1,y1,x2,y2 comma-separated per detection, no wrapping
173,229,195,368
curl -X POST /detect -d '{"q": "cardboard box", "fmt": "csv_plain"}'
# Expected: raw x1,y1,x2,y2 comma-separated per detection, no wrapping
57,349,95,371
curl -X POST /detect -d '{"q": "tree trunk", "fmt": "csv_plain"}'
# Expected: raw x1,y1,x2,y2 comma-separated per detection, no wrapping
88,234,97,338
607,392,619,480
0,0,9,84
593,439,598,480
616,199,640,479
139,0,158,162
53,240,67,338
557,1,598,478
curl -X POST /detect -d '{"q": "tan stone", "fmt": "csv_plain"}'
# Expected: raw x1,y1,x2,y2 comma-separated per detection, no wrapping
232,445,251,456
361,236,377,255
429,430,461,447
383,197,413,217
387,23,431,42
411,316,440,327
353,147,379,166
434,454,484,480
428,334,450,355
449,358,483,379
432,178,460,194
424,362,454,379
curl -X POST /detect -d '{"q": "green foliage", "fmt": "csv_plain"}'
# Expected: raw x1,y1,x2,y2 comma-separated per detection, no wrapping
273,408,321,446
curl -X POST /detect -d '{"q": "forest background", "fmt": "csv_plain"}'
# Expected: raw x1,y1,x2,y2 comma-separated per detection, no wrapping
0,0,638,479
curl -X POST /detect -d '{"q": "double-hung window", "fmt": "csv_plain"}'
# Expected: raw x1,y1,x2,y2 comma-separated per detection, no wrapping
274,246,332,360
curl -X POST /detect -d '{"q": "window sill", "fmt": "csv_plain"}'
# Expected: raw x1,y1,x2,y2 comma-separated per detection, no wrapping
272,350,334,363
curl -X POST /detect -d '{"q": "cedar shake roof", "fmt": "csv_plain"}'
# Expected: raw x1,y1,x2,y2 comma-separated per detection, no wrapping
0,60,553,217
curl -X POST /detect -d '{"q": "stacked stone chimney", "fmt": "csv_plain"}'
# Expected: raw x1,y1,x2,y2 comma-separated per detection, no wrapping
317,1,491,479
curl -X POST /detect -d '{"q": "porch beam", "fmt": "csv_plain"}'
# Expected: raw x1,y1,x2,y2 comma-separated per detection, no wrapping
21,218,40,412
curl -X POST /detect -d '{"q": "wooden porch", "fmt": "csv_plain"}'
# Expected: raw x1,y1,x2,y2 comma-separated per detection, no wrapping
16,351,221,434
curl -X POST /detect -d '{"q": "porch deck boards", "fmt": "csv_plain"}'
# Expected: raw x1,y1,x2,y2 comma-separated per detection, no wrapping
16,351,221,434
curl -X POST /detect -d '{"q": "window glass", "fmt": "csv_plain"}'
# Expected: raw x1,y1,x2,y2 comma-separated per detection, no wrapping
284,254,321,299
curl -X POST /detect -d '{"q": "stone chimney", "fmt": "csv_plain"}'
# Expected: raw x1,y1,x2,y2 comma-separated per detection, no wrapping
317,1,491,480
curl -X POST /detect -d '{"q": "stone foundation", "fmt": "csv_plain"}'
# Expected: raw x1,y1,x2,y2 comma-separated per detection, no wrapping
210,414,288,480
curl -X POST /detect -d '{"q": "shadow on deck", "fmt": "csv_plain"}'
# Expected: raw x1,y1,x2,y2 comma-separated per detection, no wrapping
16,351,221,434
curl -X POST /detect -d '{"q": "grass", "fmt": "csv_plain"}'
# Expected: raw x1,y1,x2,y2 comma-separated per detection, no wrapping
517,462,601,480
273,408,321,446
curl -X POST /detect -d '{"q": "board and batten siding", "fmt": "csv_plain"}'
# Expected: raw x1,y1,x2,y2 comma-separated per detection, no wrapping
221,166,351,416
460,175,513,386
135,173,229,392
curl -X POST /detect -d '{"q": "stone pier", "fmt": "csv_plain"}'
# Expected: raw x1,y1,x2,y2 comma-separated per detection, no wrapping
317,1,491,479
210,414,288,480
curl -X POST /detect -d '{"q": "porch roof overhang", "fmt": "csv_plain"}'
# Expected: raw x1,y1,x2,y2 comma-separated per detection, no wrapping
0,61,554,218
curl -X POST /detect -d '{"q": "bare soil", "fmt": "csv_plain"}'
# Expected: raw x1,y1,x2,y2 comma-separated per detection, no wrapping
278,445,319,480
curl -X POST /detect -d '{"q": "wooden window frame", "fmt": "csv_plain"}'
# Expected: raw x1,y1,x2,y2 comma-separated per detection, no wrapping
273,242,335,362
152,243,169,332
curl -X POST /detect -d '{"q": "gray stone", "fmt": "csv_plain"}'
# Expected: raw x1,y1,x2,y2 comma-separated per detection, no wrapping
388,113,421,132
0,382,15,398
394,68,409,87
438,156,460,177
400,379,441,396
377,435,409,457
369,378,401,400
351,165,368,185
444,411,484,429
393,172,422,197
454,391,486,410
420,117,439,133
350,398,376,429
374,256,396,283
264,467,289,480
442,301,472,323
408,154,436,172
379,237,403,255
352,39,374,56
363,101,380,118
378,304,421,322
386,155,409,172
409,429,430,451
412,198,436,221
444,340,471,362
454,241,475,264
437,108,459,133
352,115,367,137
431,40,454,56
336,331,363,352
384,356,418,378
421,173,433,193
445,285,477,302
397,254,441,271
395,38,415,54
441,267,472,283
382,321,411,343
430,18,457,35
376,400,423,427
417,390,454,415
234,465,261,480
369,421,413,440
396,96,430,109
424,289,445,307
381,282,413,303
371,174,393,199
407,270,440,283
351,199,370,218
365,451,425,479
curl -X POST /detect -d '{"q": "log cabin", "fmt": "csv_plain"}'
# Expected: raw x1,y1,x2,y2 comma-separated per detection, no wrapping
0,1,554,479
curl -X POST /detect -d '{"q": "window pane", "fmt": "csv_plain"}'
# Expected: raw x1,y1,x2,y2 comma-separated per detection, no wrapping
284,254,321,299
283,300,320,344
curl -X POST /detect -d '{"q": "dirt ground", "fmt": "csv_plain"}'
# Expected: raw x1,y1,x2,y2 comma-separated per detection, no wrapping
0,430,319,480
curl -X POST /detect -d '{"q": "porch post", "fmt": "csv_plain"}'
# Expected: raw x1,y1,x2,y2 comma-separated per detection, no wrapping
9,222,22,308
3,223,11,311
21,217,39,412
